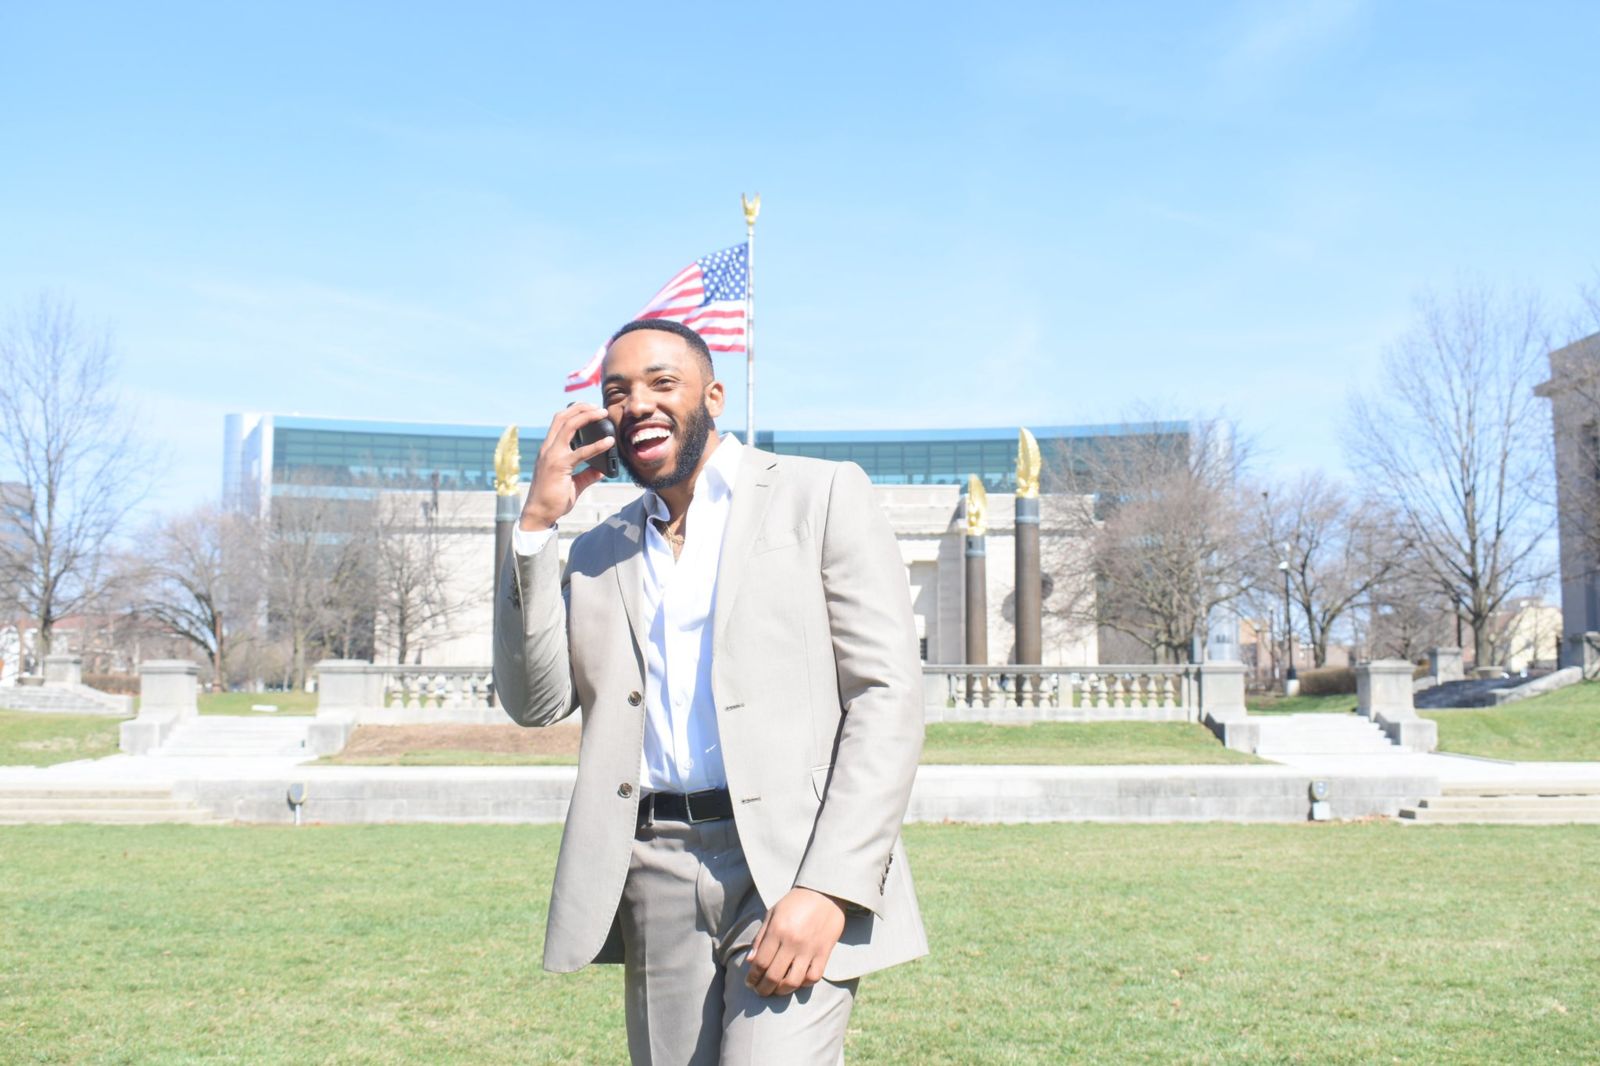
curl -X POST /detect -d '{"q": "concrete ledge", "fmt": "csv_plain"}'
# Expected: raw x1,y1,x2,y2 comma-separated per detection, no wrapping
1487,666,1583,706
1203,714,1260,753
119,716,177,755
168,764,1439,826
306,717,355,757
1374,714,1438,753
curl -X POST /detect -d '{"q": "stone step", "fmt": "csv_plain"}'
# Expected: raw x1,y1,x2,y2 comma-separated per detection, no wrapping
155,718,310,757
1417,796,1600,813
1399,807,1600,825
0,796,200,811
0,782,224,824
0,809,229,825
1443,783,1600,797
0,786,174,800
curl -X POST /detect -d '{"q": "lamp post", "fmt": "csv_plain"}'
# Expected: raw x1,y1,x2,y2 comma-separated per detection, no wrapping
1278,553,1298,696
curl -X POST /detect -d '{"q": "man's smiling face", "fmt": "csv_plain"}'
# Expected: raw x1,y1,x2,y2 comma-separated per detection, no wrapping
600,327,725,493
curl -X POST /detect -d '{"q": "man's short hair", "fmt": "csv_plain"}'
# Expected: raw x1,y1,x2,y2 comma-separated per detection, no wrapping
608,319,715,381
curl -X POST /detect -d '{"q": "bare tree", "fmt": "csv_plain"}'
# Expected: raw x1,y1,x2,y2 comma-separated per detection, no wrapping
1256,474,1405,667
1346,283,1553,667
262,479,375,688
140,505,263,687
1358,557,1458,663
1049,417,1255,663
0,296,152,664
371,486,469,665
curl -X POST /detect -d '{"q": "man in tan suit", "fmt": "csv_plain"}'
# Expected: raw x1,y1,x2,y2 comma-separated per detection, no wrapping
495,319,927,1064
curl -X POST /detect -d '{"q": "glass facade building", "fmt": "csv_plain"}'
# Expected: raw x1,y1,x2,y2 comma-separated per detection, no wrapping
225,413,1190,511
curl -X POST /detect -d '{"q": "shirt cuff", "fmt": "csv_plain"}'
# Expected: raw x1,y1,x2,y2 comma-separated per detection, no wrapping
512,524,556,556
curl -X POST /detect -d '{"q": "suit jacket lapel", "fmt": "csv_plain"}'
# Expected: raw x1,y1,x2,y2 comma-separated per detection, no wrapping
714,447,779,646
606,498,650,660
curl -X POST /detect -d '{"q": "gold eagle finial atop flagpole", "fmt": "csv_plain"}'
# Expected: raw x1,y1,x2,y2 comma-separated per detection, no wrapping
493,425,521,496
966,475,988,536
1016,428,1041,499
741,192,761,227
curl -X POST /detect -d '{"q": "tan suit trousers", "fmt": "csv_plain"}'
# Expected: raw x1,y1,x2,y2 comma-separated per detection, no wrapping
621,813,855,1065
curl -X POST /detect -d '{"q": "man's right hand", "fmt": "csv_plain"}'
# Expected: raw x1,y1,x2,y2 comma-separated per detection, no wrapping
519,404,616,532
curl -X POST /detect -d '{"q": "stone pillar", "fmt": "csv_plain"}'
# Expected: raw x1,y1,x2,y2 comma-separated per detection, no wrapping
139,660,200,715
495,495,519,609
314,659,385,713
1427,647,1464,684
1356,660,1437,752
309,659,382,756
42,654,83,687
1199,661,1256,751
1199,661,1247,721
965,533,988,666
964,532,988,707
1578,632,1600,680
120,660,200,755
1014,496,1041,666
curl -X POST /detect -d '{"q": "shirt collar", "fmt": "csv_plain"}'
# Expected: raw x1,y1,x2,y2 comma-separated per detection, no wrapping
643,432,743,521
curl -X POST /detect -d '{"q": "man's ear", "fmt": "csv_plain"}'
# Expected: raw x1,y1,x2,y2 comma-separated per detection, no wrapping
705,379,726,417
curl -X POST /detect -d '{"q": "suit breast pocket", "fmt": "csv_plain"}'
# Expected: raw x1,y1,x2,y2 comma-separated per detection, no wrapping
753,519,811,556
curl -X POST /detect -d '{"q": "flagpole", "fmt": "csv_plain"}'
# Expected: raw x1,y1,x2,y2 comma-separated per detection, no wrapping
741,192,760,445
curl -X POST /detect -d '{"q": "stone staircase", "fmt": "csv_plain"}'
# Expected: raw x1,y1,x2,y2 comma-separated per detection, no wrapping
1250,714,1401,756
1400,783,1600,825
0,684,133,716
155,717,312,758
0,785,226,825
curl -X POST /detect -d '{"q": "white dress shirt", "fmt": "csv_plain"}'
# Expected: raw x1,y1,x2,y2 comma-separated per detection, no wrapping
513,433,744,794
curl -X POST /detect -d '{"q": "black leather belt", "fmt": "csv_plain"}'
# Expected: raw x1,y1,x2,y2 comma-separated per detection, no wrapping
637,787,733,826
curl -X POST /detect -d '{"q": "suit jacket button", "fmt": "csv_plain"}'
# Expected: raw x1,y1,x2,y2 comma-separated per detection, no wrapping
618,783,633,798
627,691,642,706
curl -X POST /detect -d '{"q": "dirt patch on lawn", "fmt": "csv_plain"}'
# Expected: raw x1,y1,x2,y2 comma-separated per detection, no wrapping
336,723,580,759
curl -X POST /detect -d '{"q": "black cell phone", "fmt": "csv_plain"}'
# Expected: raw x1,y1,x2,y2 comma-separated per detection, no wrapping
570,413,620,480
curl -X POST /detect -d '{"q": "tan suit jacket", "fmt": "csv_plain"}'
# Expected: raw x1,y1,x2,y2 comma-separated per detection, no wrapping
493,448,928,980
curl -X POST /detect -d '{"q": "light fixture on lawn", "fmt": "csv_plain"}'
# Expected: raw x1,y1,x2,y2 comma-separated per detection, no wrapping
287,782,308,826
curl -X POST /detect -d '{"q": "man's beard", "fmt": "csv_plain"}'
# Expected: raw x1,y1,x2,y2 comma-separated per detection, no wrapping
621,400,715,492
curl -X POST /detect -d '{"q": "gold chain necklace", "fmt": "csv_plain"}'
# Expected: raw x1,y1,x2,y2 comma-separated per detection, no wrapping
652,514,687,558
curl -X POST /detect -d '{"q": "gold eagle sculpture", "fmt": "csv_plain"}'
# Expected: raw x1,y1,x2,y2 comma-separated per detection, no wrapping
741,192,761,226
493,425,521,496
1016,428,1041,499
966,475,988,537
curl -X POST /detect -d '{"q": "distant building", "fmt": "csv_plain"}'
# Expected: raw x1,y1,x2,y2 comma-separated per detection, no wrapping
1535,330,1600,669
1485,596,1562,673
223,413,1189,513
222,413,1215,669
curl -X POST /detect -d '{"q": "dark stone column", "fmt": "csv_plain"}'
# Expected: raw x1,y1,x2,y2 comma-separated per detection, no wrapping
1015,495,1042,705
494,495,518,597
1015,495,1042,664
965,532,988,706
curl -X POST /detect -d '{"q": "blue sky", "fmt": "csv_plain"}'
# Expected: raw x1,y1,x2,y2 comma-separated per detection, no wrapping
2,0,1597,514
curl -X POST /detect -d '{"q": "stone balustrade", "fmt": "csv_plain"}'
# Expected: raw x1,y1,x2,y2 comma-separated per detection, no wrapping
310,660,506,755
923,664,1201,722
307,659,1235,753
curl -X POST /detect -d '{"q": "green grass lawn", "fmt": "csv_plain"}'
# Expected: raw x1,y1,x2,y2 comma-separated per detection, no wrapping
1,823,1595,1063
920,721,1264,765
196,691,317,716
326,749,580,767
1245,691,1359,715
319,722,1262,768
0,710,121,767
1424,681,1600,761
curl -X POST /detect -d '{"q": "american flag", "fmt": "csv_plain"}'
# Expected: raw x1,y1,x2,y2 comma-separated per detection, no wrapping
565,244,749,392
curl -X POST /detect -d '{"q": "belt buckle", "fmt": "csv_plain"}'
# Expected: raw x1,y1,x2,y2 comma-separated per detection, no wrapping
685,788,720,823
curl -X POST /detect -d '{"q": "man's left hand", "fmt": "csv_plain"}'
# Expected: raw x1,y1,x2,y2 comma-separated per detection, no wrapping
745,887,847,997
